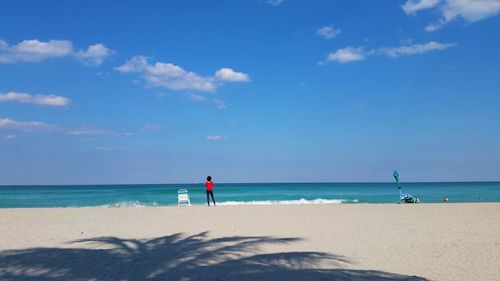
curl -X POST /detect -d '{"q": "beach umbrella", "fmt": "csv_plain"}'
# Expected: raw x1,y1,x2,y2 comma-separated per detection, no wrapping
393,170,401,190
393,170,405,201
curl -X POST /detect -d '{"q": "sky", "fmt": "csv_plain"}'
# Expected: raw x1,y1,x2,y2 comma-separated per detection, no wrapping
0,0,499,185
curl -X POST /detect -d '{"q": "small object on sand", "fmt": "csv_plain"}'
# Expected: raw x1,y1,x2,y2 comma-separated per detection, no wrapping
393,170,420,204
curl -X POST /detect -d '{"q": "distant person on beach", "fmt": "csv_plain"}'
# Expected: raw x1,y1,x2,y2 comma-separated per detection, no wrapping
206,176,216,206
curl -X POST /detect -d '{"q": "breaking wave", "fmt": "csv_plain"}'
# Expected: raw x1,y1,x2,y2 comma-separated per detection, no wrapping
91,198,359,208
218,198,359,206
98,200,160,208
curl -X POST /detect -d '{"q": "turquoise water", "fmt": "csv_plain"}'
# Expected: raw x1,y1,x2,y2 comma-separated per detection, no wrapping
0,182,499,208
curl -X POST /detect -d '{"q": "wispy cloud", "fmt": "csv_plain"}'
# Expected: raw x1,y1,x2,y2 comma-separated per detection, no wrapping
156,92,168,98
0,91,70,107
0,39,113,65
402,0,500,31
402,0,441,14
323,41,455,64
211,98,227,109
95,72,110,77
316,24,342,39
265,0,285,6
190,94,206,102
140,124,164,132
0,118,62,132
0,117,131,137
189,94,227,109
378,41,456,57
355,101,368,110
116,56,249,92
2,134,16,141
96,147,114,151
206,135,227,141
66,126,132,137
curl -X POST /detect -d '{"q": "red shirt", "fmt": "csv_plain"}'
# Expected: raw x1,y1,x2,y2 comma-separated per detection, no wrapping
205,181,214,191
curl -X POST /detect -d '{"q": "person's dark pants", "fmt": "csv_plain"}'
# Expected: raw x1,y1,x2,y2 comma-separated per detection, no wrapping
206,190,216,205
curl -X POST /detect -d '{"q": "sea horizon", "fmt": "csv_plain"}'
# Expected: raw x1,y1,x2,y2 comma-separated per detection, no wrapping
2,180,500,187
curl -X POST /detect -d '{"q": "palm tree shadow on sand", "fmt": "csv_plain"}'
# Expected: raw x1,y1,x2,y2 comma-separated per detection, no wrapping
0,231,427,281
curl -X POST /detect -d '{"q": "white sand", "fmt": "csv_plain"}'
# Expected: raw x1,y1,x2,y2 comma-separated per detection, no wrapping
0,203,499,280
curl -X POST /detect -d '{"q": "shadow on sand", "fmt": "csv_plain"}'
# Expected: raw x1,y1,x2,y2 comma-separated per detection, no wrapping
0,232,427,281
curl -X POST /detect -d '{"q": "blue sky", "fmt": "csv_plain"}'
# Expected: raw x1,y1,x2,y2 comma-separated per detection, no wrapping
1,0,499,185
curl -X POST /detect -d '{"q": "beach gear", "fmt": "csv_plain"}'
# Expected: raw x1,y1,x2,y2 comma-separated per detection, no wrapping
177,189,191,207
393,170,420,204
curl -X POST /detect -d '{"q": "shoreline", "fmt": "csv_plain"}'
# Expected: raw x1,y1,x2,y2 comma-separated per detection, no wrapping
1,201,498,209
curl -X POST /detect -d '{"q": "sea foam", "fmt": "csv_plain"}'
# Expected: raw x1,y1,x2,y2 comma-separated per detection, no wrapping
96,198,358,208
218,198,359,206
100,200,159,208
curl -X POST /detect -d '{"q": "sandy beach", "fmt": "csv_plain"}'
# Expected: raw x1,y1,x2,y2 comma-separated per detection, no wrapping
0,203,499,281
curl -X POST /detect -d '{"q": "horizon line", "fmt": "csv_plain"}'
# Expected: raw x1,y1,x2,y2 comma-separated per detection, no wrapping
1,180,499,187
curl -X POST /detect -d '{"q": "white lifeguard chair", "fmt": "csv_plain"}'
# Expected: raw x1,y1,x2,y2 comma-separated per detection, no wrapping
178,189,191,207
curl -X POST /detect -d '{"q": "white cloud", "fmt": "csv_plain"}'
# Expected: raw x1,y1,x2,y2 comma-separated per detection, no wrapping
325,47,365,64
96,147,113,151
2,134,16,141
0,118,61,132
402,0,500,31
115,55,148,73
443,0,500,22
0,118,132,139
116,56,249,92
66,126,132,137
215,68,250,82
424,21,447,32
0,39,73,63
402,0,441,14
206,135,227,141
189,94,226,109
324,41,455,64
95,72,110,77
190,94,206,102
116,56,214,91
0,39,113,65
379,41,456,57
316,25,342,39
265,0,285,6
140,124,164,132
0,91,70,107
66,127,109,136
76,43,114,66
211,98,227,109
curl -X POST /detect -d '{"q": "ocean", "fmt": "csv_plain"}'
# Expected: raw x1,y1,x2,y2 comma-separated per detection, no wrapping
0,182,499,208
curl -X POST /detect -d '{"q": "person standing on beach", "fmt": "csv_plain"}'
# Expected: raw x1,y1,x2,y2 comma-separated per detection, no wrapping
206,176,216,206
